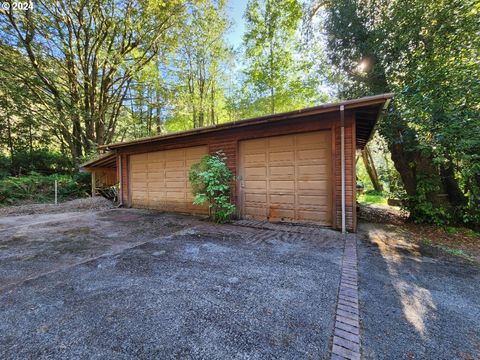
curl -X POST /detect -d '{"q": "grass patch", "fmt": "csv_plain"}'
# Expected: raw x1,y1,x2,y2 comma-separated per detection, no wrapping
438,246,467,257
357,191,388,205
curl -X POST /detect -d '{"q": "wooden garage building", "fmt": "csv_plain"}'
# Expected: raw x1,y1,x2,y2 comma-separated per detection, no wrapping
81,94,393,232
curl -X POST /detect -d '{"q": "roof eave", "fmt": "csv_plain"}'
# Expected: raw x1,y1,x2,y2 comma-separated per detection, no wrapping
99,93,394,151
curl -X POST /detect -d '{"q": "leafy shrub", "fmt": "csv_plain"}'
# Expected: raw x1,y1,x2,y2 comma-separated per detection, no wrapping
10,149,74,175
0,172,90,206
0,150,74,177
189,151,236,223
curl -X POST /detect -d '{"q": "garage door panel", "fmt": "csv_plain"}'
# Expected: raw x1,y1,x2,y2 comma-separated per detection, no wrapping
165,181,186,188
147,181,164,189
269,151,295,162
269,166,294,176
297,164,328,176
240,130,332,225
165,170,184,179
245,206,268,218
245,153,266,164
244,180,267,190
130,156,149,165
269,208,295,220
131,181,147,189
298,194,328,206
131,172,147,180
147,162,164,170
298,180,329,191
297,209,329,222
131,163,148,171
186,159,200,167
148,191,166,199
245,193,267,203
147,173,164,181
148,152,165,162
269,180,295,190
166,160,184,168
166,191,185,199
297,149,329,161
244,138,267,150
268,135,295,147
132,189,148,197
130,146,208,213
244,166,267,177
269,194,295,205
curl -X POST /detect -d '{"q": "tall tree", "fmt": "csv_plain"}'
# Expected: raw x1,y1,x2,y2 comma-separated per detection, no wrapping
0,0,186,162
242,0,320,115
173,0,232,129
320,0,480,226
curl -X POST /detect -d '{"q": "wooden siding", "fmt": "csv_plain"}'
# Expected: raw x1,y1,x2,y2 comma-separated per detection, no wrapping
238,131,332,225
334,113,356,230
117,111,358,231
92,168,117,187
129,146,208,214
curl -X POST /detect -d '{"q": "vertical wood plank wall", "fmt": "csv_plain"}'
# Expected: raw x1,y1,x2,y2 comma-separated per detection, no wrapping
117,111,358,231
334,113,356,231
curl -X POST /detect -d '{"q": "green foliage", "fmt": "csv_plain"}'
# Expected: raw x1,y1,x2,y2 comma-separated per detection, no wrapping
322,0,480,228
241,0,327,115
188,151,236,223
357,190,388,205
0,173,90,206
0,154,10,178
0,150,73,177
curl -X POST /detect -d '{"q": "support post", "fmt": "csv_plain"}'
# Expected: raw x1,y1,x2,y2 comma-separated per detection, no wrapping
118,155,123,205
340,105,346,233
91,171,96,197
54,180,58,205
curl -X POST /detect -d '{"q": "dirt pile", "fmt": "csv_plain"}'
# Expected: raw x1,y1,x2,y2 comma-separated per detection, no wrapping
358,203,408,225
0,197,115,217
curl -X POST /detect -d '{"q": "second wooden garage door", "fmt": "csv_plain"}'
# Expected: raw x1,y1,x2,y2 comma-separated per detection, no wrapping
129,146,208,214
239,131,332,225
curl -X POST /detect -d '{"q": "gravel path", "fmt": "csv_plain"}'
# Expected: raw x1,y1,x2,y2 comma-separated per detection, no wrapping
357,222,480,360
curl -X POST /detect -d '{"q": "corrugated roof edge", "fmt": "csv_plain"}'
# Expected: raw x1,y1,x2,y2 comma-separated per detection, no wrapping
98,93,394,151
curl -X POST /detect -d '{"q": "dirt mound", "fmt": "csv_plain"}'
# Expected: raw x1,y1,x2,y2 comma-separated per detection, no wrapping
0,197,115,217
358,203,408,225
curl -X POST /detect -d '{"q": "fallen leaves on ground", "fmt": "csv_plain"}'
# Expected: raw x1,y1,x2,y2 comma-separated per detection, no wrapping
359,203,480,264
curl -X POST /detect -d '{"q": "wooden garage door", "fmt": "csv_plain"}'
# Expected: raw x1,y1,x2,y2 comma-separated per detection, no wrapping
239,131,332,225
129,146,208,214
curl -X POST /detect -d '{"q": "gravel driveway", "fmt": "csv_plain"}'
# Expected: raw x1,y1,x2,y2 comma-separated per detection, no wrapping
358,223,480,360
0,208,343,359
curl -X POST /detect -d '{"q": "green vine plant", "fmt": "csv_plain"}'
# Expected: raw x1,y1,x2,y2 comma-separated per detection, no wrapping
188,151,236,223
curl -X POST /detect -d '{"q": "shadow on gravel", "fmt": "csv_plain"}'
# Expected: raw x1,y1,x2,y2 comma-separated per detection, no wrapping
358,222,480,360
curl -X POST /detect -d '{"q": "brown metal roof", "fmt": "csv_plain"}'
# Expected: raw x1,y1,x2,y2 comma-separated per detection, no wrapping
98,93,393,151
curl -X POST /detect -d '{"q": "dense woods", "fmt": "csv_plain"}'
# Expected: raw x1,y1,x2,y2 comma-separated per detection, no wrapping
0,0,478,227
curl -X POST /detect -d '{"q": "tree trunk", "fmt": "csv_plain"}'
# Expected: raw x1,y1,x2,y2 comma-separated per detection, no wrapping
361,145,383,192
156,90,162,134
5,112,14,159
210,81,215,125
440,160,467,207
